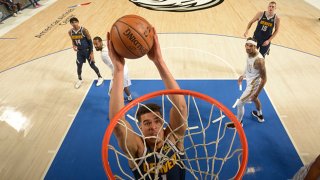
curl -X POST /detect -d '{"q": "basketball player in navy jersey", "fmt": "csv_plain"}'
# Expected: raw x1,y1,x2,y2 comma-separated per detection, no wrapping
244,1,280,58
68,17,103,89
227,38,267,129
108,28,187,179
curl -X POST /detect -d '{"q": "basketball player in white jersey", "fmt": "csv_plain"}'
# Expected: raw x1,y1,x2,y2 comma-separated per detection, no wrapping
93,36,133,101
227,37,267,128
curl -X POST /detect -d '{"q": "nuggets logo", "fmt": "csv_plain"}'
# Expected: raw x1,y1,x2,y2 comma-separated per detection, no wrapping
260,20,273,27
129,0,224,12
71,35,83,40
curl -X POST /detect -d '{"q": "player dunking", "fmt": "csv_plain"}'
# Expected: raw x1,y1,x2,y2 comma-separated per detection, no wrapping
68,17,103,89
244,1,280,58
227,38,267,129
108,28,187,179
93,36,133,101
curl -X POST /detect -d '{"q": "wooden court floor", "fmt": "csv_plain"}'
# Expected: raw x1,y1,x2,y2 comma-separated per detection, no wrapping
0,0,319,179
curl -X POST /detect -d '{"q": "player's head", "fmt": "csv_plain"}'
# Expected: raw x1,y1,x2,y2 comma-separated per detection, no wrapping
268,1,276,14
137,103,165,146
93,36,103,51
69,17,79,28
245,37,257,54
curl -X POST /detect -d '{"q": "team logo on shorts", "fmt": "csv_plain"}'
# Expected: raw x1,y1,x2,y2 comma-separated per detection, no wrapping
129,0,224,12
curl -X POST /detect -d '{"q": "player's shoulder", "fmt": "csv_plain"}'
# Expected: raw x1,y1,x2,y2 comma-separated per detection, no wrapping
101,46,108,54
256,11,264,16
255,57,265,67
82,27,89,32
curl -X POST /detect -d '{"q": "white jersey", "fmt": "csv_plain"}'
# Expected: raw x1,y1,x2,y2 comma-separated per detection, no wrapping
101,46,129,75
101,46,131,92
245,52,264,83
239,52,264,102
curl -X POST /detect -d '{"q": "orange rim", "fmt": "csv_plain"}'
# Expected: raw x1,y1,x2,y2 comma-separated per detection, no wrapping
102,89,248,180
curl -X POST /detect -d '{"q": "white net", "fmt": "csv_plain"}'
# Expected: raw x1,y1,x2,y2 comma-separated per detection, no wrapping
103,90,247,180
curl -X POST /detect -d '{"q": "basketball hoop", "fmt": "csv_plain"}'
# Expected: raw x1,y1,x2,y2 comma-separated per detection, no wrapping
102,89,248,180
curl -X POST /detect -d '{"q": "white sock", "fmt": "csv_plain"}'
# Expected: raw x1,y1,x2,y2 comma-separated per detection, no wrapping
127,95,132,100
237,101,245,122
257,110,262,116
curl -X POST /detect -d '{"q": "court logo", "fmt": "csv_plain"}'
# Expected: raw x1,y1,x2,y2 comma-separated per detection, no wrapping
129,0,224,12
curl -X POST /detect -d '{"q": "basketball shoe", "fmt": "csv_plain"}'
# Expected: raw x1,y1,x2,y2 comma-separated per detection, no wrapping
252,111,264,123
96,77,104,86
124,95,133,102
226,121,243,129
74,80,82,89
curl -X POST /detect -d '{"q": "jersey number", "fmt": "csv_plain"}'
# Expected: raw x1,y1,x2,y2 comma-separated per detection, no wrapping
261,25,268,32
75,40,81,46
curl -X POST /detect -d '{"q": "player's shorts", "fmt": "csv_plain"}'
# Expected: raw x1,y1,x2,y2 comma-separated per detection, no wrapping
76,49,91,64
254,36,271,58
108,73,132,95
240,78,261,103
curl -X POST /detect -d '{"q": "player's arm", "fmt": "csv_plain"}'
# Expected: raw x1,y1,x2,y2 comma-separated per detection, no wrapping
254,58,267,96
238,64,247,84
147,29,187,137
244,11,263,37
68,30,77,51
107,33,142,158
83,28,95,61
101,50,114,72
83,28,93,52
268,16,280,42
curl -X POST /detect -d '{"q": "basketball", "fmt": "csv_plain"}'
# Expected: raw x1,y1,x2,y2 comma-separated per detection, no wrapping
110,15,154,59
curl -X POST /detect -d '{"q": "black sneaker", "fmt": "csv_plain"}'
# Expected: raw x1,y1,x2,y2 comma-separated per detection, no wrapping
252,111,265,123
226,121,243,129
124,97,133,102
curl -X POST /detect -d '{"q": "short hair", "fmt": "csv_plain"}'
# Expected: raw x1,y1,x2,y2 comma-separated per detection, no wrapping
269,1,276,5
246,37,257,42
137,103,162,122
93,36,102,42
69,17,79,23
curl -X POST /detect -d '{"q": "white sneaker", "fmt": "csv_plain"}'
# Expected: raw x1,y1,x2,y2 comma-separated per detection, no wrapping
13,13,18,17
96,78,103,86
17,11,22,14
74,80,82,89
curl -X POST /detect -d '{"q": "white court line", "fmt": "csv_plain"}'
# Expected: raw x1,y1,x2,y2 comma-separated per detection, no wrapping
263,89,305,164
41,80,94,179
